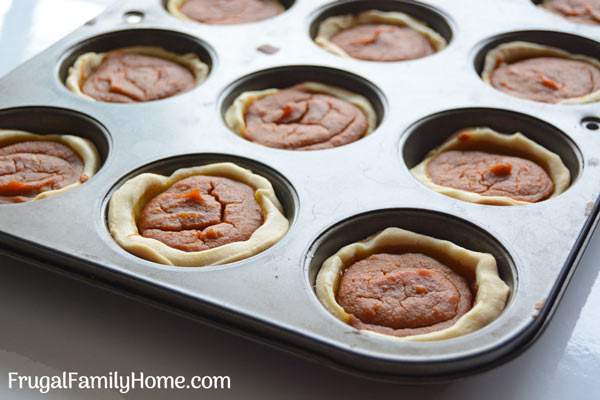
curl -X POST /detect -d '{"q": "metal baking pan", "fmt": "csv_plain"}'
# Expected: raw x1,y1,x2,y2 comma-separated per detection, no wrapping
1,0,600,382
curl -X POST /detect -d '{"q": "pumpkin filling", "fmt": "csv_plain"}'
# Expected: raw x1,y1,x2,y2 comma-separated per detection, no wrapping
337,253,473,337
0,141,86,204
138,175,263,252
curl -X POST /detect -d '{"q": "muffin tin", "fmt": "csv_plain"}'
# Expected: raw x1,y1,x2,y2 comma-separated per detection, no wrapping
1,0,600,382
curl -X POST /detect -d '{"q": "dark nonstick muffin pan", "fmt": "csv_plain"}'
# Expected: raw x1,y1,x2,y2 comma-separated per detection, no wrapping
1,0,600,382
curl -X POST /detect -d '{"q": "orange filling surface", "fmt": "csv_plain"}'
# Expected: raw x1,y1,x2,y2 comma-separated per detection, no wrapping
243,83,369,150
330,23,435,61
0,140,85,204
82,51,195,103
337,253,473,337
426,149,554,203
179,0,284,24
490,56,600,103
138,175,263,252
541,0,600,25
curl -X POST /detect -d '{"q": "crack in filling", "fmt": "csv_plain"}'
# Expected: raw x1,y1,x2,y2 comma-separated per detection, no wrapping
138,175,263,252
0,140,85,204
426,150,554,202
336,253,473,337
490,56,600,103
330,23,435,62
243,84,369,150
541,0,600,25
82,51,196,103
178,0,284,24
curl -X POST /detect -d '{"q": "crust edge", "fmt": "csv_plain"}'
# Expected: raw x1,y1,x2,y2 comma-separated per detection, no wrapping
481,41,600,104
410,127,571,206
0,129,100,202
224,82,378,145
315,227,510,342
315,10,447,60
66,46,209,102
107,162,290,267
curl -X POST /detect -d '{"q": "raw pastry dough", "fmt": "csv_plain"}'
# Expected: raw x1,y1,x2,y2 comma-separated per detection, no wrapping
0,129,100,201
315,227,510,342
315,10,447,59
482,41,600,104
66,46,209,101
411,127,571,206
108,162,289,267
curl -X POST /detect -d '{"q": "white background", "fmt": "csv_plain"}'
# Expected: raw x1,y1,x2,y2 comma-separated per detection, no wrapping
0,0,598,398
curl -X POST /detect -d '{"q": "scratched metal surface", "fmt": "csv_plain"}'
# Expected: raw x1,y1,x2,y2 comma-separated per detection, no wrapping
0,0,600,381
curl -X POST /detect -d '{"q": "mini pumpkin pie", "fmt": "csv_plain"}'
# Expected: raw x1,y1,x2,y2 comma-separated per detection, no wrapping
482,41,600,104
67,46,208,103
411,127,570,206
539,0,600,25
0,129,100,204
108,162,289,266
225,82,377,150
315,10,447,62
316,227,510,341
167,0,284,24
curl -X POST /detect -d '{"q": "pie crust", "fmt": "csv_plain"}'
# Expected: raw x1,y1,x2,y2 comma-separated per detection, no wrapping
66,46,209,101
482,41,600,104
108,162,290,267
411,127,570,206
315,227,510,341
224,81,378,139
315,10,447,60
0,129,100,201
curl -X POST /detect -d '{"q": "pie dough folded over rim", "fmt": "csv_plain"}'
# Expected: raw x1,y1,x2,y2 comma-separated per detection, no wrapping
167,0,197,21
315,10,447,60
411,127,571,206
108,162,290,267
315,227,510,341
66,46,209,102
224,81,378,141
481,41,600,104
0,129,100,202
